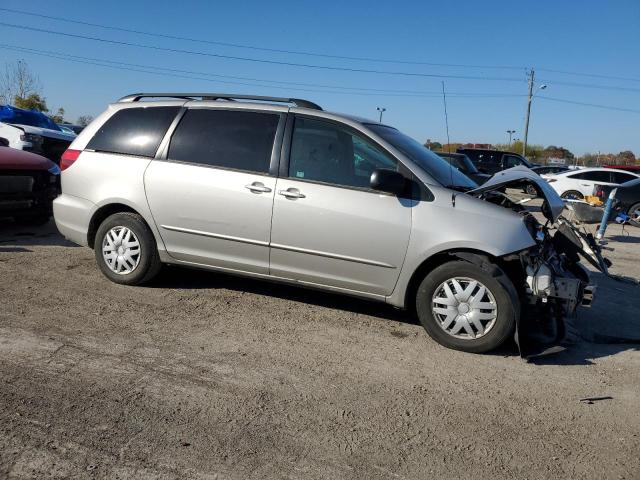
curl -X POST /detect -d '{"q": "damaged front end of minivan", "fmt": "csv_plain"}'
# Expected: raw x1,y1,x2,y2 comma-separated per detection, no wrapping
470,167,606,358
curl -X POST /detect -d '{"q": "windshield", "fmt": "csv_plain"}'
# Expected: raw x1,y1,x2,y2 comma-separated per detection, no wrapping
0,105,61,132
368,125,477,189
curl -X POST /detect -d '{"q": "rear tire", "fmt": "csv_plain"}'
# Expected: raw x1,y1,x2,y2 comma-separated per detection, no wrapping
627,202,640,227
415,261,518,353
94,212,161,285
561,190,584,200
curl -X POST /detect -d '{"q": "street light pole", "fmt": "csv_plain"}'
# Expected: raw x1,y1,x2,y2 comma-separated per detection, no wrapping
376,107,386,123
506,130,516,146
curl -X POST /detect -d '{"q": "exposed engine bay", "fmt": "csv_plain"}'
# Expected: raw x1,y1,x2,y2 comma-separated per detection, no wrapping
469,168,607,358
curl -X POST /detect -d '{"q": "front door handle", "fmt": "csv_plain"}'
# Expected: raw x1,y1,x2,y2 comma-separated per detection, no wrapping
278,188,306,199
245,182,272,193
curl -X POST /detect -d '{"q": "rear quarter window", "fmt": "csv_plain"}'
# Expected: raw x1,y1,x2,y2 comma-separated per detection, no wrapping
167,109,280,173
87,106,180,157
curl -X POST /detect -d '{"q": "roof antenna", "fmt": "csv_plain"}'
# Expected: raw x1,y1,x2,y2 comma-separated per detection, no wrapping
441,81,455,207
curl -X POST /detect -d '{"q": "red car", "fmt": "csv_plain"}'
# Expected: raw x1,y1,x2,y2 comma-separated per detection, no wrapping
0,144,60,225
604,164,640,173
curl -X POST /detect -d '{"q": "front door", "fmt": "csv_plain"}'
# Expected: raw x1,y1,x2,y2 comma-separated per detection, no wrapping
269,116,412,296
145,108,283,274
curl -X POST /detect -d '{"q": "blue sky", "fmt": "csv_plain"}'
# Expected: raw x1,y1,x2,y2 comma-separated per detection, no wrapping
0,0,638,155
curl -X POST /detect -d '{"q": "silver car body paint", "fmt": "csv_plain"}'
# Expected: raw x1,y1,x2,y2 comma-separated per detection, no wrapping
54,98,539,308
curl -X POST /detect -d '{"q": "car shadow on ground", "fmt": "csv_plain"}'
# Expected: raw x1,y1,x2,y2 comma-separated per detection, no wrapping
0,219,78,248
153,264,418,324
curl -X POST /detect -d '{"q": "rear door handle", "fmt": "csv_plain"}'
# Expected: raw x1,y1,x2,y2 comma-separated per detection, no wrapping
245,182,272,193
278,188,306,199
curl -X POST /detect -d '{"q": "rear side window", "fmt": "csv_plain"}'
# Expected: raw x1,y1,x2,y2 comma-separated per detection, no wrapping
168,109,280,173
571,171,611,182
87,107,180,157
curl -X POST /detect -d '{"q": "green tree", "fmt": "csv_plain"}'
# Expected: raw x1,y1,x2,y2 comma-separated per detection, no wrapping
424,139,443,150
14,93,48,112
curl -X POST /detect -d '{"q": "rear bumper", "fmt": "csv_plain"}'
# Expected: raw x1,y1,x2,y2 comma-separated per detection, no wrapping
53,194,94,246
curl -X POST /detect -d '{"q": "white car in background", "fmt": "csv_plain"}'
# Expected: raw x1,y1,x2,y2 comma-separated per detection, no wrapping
542,167,640,199
0,105,76,164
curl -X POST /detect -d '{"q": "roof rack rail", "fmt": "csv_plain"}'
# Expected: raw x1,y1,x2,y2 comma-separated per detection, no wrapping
117,93,322,110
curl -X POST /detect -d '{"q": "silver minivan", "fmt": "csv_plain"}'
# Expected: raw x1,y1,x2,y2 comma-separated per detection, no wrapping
54,93,601,356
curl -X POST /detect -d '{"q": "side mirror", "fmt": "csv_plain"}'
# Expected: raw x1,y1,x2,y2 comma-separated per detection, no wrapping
370,168,407,196
0,137,9,147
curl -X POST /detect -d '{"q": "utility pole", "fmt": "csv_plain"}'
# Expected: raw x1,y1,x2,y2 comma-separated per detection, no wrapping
506,130,515,146
522,69,535,157
376,107,386,123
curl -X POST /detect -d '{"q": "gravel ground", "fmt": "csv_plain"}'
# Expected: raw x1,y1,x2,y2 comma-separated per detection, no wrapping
1,215,639,480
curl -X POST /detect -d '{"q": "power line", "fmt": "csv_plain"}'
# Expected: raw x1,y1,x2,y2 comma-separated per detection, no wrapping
0,44,527,98
0,6,524,71
0,22,526,82
537,78,640,94
537,95,640,114
3,7,638,86
537,67,640,84
0,44,525,97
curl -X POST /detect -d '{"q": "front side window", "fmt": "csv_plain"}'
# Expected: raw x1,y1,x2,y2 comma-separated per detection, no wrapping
168,109,280,173
87,106,180,157
289,117,397,189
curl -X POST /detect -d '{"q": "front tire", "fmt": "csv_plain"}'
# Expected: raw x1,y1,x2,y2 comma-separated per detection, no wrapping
94,212,161,285
416,261,518,353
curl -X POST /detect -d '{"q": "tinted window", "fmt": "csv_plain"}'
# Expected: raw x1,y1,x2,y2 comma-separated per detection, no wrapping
571,171,612,182
87,107,179,157
504,155,525,168
289,117,397,189
169,109,279,173
611,171,637,184
463,150,501,167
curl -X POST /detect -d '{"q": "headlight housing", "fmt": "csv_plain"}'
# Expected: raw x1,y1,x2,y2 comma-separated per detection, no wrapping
20,133,43,145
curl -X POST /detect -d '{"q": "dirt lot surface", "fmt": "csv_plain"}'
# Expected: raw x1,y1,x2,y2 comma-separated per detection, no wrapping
1,216,639,479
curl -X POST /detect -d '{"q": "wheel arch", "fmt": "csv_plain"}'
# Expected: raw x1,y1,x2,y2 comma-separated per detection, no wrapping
87,202,147,249
402,248,516,312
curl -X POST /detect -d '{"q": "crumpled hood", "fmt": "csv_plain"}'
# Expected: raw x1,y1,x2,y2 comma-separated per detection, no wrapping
469,166,565,223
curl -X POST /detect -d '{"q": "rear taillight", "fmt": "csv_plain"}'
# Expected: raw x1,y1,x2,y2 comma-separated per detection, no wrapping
594,185,605,198
60,149,81,171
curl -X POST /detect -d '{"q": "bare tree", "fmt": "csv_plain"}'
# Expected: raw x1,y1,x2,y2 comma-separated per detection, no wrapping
76,115,94,127
0,60,42,105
